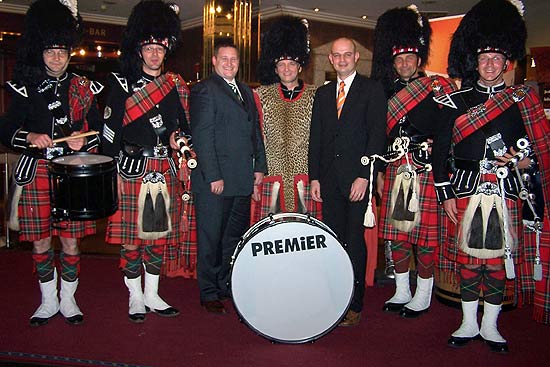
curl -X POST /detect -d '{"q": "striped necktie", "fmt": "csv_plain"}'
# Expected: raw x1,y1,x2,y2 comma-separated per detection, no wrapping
229,82,243,103
336,81,345,119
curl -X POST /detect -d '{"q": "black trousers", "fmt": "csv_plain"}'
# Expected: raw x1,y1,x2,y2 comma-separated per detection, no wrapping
321,186,368,313
194,191,251,302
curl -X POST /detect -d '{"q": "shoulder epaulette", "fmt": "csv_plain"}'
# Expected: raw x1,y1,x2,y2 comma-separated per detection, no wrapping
6,81,28,98
433,87,472,109
90,80,104,95
112,72,129,93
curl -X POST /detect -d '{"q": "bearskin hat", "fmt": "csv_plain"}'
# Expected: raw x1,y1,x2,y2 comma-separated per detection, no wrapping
448,0,526,87
12,0,82,86
257,16,310,85
371,5,431,92
120,0,181,84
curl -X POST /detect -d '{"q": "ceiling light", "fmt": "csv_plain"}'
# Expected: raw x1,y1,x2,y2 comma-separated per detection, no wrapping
313,8,320,12
361,15,368,20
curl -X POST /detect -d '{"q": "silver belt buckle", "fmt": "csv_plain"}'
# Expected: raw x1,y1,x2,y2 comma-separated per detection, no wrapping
153,145,168,158
46,147,64,160
479,158,497,174
476,182,500,195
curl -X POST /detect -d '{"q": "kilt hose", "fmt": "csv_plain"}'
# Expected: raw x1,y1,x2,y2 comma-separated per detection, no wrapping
18,160,95,241
105,157,184,247
379,157,441,248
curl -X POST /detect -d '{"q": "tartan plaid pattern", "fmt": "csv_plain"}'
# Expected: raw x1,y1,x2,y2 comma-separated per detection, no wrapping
444,192,523,265
387,75,457,134
18,161,95,242
452,86,550,221
143,245,163,275
69,76,94,124
250,175,322,225
105,157,184,246
123,72,189,126
120,247,142,278
162,192,197,279
32,248,55,282
379,156,441,248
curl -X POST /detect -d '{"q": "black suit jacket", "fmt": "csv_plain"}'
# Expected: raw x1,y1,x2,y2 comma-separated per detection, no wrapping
190,73,267,196
308,73,387,193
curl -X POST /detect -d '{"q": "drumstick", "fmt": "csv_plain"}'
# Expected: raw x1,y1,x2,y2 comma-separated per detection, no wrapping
29,130,99,148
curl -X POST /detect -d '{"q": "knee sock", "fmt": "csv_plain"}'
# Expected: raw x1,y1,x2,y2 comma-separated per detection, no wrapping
143,245,163,275
60,252,80,282
482,268,505,305
416,246,435,279
392,241,412,273
120,247,142,279
460,266,482,302
32,248,55,282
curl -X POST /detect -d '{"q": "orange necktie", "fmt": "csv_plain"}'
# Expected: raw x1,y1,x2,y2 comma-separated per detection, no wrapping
336,81,345,119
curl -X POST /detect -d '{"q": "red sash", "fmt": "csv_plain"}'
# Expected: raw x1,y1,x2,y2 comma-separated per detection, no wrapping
122,72,190,126
387,75,457,134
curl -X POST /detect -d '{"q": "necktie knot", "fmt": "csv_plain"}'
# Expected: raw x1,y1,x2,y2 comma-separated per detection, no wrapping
337,81,346,119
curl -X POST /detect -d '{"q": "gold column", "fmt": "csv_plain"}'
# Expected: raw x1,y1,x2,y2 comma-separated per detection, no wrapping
202,0,257,82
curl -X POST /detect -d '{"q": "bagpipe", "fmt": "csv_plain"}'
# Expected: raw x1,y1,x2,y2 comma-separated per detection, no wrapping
174,131,197,202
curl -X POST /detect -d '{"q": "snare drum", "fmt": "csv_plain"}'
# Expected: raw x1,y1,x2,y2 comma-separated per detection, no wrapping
230,213,354,343
48,153,118,221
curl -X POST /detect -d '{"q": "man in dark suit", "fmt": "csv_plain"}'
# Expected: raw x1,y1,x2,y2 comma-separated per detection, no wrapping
308,37,387,326
190,42,267,314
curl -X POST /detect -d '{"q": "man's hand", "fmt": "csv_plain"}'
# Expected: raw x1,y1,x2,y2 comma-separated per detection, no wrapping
443,198,458,224
211,179,224,195
349,177,368,202
252,184,261,202
66,132,84,151
310,180,322,202
254,172,264,186
495,146,532,169
27,132,53,149
169,131,180,150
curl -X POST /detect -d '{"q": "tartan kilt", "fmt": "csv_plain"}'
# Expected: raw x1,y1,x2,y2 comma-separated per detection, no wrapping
443,194,524,265
250,174,322,225
18,160,95,241
378,157,441,247
162,189,197,279
105,157,184,246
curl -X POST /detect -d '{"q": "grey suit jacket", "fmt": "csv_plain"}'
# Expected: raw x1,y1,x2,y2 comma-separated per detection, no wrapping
190,73,267,196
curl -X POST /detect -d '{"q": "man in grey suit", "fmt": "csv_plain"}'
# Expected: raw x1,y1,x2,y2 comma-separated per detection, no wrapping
308,37,387,326
190,42,267,314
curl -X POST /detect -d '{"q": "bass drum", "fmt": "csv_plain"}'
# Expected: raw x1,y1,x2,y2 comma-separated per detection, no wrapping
230,213,354,343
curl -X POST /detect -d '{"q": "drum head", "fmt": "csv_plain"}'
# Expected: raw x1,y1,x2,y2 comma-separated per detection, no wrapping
51,153,113,166
231,216,354,343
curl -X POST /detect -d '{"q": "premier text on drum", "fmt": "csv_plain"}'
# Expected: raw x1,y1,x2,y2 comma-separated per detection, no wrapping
251,235,328,257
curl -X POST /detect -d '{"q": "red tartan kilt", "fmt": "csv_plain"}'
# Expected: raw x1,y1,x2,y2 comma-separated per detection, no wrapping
250,174,322,225
105,157,184,246
443,194,524,265
18,161,95,241
378,158,441,247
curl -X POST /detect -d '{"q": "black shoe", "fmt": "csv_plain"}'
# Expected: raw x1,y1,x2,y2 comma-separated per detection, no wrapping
145,305,180,317
484,339,509,353
128,312,146,323
383,302,406,312
400,306,429,319
447,334,480,348
30,316,53,327
64,314,84,325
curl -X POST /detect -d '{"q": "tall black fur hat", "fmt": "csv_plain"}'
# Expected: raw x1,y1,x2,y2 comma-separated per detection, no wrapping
448,0,526,87
371,5,432,89
257,16,310,85
120,0,181,83
12,0,82,86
